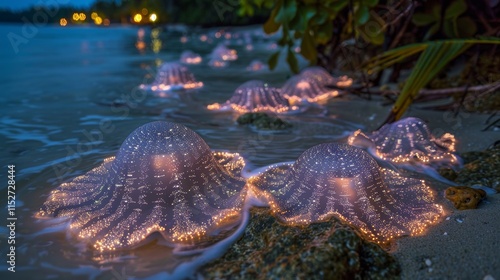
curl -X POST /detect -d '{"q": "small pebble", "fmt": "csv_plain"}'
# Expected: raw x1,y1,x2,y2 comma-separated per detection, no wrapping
425,259,432,266
428,268,433,273
446,217,450,221
456,217,464,223
443,232,448,236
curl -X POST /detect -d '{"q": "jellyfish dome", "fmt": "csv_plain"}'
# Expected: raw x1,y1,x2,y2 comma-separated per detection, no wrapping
180,50,202,65
140,62,203,91
207,80,294,114
300,66,353,88
348,117,461,170
210,44,238,62
246,60,266,71
37,121,248,251
249,143,443,244
281,74,340,104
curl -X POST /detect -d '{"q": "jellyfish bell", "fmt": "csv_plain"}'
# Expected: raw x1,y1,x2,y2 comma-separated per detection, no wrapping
37,121,248,252
300,66,353,88
180,50,202,65
207,80,297,114
348,117,462,182
211,44,238,62
140,62,203,92
246,60,266,71
249,143,443,244
281,74,340,105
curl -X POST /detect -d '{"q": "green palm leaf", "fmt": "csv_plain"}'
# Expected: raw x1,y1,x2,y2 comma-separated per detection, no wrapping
365,38,500,123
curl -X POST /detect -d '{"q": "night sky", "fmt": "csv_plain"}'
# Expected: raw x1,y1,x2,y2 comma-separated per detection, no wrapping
0,0,95,11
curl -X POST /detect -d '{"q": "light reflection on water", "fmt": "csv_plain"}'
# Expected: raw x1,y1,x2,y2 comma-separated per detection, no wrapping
0,24,370,279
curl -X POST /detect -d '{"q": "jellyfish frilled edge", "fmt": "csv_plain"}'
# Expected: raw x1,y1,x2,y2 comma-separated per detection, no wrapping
37,121,247,252
249,143,443,244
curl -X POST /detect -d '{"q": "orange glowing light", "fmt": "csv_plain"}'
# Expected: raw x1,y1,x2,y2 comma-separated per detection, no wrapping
79,13,86,21
103,18,110,26
133,13,142,23
72,13,79,21
59,18,67,26
91,12,98,20
149,13,157,22
94,16,102,25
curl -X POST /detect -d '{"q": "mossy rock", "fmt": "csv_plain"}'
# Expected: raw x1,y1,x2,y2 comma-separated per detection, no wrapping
201,208,400,280
454,146,500,191
237,113,292,130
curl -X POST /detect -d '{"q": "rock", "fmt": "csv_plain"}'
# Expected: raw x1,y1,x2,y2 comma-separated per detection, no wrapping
455,146,500,191
445,186,486,210
236,113,292,130
438,167,457,181
201,208,400,279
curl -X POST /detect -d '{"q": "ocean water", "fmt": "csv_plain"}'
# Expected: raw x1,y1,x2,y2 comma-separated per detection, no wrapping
0,24,370,279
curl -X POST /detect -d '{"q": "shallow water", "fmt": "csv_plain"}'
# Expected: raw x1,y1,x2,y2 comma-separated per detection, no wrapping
0,24,497,279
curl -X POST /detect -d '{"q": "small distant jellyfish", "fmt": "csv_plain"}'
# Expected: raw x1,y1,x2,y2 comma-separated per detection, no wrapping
246,60,266,71
211,44,238,62
180,50,202,65
281,67,353,104
249,143,443,244
140,62,203,91
37,121,248,252
300,66,353,88
348,117,461,172
281,74,340,104
207,80,294,114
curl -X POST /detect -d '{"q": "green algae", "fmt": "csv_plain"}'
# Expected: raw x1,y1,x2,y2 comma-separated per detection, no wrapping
236,113,292,130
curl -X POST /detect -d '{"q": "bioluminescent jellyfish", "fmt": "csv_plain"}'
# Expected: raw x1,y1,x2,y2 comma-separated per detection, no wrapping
140,62,203,91
37,121,248,252
211,44,237,62
249,143,443,244
348,117,461,177
180,50,202,65
207,80,295,114
281,74,340,104
281,67,353,104
300,66,353,88
246,60,266,71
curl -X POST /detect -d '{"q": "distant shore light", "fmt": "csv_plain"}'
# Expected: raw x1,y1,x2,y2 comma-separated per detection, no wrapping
133,14,142,23
95,16,103,25
79,13,86,21
141,8,148,15
149,13,157,22
91,12,98,20
72,13,79,21
60,18,67,26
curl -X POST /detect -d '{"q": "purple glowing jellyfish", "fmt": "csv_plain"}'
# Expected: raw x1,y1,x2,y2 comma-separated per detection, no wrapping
37,121,247,252
348,117,461,181
180,50,202,65
207,80,295,114
140,62,203,91
249,143,443,244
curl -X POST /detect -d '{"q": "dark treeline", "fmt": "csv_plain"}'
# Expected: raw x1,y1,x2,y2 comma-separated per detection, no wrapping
0,0,271,27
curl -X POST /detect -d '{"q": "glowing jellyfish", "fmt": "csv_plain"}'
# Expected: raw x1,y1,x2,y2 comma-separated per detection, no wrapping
348,117,461,172
301,66,353,88
281,67,353,104
207,80,294,114
211,44,237,62
140,62,203,91
281,74,340,104
246,60,266,71
37,121,248,252
180,50,202,65
249,143,443,244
